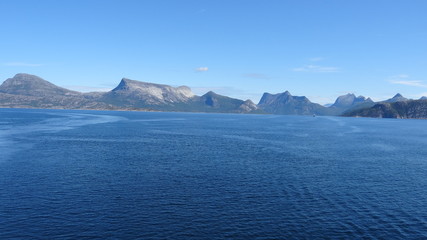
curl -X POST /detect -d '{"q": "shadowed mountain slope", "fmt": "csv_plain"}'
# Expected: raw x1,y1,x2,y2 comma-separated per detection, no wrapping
257,91,333,115
344,100,427,119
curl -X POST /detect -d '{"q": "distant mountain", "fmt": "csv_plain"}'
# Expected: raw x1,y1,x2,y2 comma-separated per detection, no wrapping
0,73,80,97
100,78,195,109
420,96,427,100
257,92,375,116
384,93,408,103
258,91,330,115
100,78,259,113
0,74,259,113
188,91,261,113
344,100,427,119
3,73,427,118
0,74,113,109
329,93,375,114
331,93,373,108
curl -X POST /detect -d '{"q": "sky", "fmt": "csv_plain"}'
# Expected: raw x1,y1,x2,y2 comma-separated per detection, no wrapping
1,0,427,104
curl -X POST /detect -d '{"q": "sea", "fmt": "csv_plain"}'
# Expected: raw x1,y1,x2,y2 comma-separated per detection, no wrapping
1,108,427,239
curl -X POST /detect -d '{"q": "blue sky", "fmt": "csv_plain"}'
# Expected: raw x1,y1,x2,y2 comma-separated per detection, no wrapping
1,0,426,104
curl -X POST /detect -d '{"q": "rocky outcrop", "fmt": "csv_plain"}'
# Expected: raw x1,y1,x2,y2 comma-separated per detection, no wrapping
238,100,258,113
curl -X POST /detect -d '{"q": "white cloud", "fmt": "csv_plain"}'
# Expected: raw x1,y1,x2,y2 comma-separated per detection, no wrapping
293,65,339,73
390,80,427,88
195,67,209,72
389,74,427,88
396,74,409,78
242,73,271,80
4,62,43,67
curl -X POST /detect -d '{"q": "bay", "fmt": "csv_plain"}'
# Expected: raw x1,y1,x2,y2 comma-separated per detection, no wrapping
1,108,427,239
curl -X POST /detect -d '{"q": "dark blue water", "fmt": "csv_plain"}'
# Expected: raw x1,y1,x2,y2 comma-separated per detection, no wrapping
1,108,427,239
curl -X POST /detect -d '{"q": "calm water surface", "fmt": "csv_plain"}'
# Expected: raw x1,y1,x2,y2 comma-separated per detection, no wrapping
1,108,427,239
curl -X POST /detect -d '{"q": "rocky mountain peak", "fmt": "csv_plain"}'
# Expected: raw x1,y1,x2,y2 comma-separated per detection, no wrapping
332,93,355,107
0,73,79,96
203,91,218,97
110,77,195,104
3,73,53,87
385,93,408,103
257,91,327,115
331,93,372,109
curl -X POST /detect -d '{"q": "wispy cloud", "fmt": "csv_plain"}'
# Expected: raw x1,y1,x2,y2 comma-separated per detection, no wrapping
395,74,409,78
389,74,427,88
309,57,324,62
195,67,209,72
4,62,43,67
391,80,427,87
293,65,339,73
242,73,271,80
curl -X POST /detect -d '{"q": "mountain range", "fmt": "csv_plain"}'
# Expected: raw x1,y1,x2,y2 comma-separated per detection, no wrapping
1,73,426,118
0,74,260,113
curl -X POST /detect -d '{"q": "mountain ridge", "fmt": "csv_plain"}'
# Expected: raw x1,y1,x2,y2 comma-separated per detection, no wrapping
0,74,260,113
258,91,330,115
1,73,424,118
344,100,427,119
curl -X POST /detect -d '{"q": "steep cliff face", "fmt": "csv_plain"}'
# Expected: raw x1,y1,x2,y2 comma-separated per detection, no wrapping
111,78,194,105
102,78,195,107
344,100,427,119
